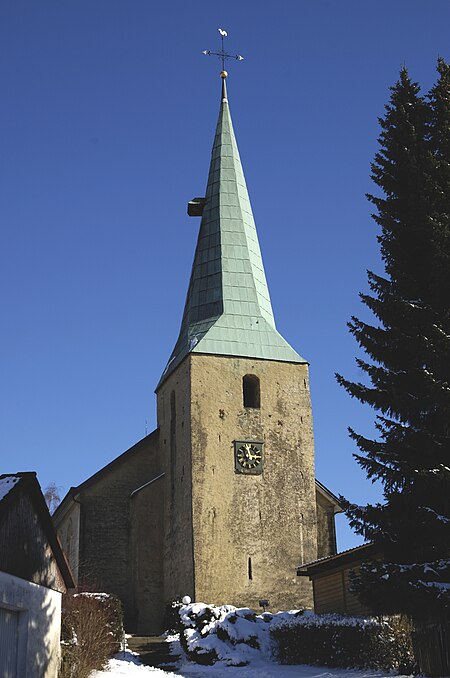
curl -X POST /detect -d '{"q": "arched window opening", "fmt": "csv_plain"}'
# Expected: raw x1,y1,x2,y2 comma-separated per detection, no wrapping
243,374,260,409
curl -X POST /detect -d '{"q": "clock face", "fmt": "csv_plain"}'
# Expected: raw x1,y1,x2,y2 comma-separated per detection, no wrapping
235,442,263,475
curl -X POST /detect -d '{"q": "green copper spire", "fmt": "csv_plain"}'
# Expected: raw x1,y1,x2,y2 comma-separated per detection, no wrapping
158,76,306,388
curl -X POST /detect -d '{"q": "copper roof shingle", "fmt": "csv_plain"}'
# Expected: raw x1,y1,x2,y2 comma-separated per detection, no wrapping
158,78,305,388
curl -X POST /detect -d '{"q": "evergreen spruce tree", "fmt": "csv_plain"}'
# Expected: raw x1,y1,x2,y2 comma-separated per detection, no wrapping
336,65,450,617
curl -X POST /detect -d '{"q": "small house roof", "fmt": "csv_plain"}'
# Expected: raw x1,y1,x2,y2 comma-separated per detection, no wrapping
297,542,379,577
0,472,74,589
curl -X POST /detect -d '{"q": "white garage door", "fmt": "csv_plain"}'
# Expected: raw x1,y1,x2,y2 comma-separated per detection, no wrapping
0,606,19,678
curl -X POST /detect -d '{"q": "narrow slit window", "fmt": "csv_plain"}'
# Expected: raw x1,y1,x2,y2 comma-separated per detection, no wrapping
248,557,253,580
243,375,260,409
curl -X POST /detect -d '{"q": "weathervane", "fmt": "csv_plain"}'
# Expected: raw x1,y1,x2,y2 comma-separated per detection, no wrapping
202,28,244,77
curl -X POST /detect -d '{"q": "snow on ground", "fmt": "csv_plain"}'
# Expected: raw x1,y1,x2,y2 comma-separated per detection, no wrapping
89,650,178,676
91,640,415,678
91,652,414,677
90,603,416,677
175,663,411,677
172,633,415,677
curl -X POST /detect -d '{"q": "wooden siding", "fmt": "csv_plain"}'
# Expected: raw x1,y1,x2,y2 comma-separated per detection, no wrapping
313,563,372,616
0,490,65,592
343,568,368,615
413,617,450,677
314,571,345,614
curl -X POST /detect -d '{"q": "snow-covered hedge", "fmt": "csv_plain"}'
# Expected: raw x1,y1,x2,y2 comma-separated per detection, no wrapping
176,601,304,666
175,600,415,672
60,592,124,678
271,612,415,672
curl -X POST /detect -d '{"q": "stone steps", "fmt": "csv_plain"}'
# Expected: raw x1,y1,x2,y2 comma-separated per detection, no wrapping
127,635,180,672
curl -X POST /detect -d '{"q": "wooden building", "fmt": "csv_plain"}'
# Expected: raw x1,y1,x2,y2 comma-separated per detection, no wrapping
0,472,74,678
297,543,381,616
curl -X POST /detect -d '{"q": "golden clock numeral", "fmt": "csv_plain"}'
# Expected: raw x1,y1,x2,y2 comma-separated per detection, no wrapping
236,442,263,472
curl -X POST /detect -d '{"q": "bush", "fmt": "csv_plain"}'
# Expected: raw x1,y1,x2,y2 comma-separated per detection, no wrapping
176,602,300,667
162,597,184,633
271,612,415,672
178,602,267,666
60,592,124,678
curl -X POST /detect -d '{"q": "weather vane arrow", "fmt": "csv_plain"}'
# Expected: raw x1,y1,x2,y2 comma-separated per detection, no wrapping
202,28,244,76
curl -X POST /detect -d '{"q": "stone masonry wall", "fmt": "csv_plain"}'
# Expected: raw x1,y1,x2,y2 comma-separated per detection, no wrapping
189,354,316,612
316,490,338,559
77,432,160,630
130,475,164,634
157,358,195,606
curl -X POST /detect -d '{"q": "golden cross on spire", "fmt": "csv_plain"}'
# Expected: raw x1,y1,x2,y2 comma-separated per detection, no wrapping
202,28,244,77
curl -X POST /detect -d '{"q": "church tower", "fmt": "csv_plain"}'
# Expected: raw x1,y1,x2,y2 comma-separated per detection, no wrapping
156,73,317,611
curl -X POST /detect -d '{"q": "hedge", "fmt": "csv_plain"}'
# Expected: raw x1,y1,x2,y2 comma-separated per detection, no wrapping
271,612,416,673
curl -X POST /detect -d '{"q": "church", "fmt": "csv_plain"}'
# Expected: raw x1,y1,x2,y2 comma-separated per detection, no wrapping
53,70,341,634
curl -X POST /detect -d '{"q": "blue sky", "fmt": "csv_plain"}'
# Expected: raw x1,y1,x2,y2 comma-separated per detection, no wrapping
0,1,447,551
